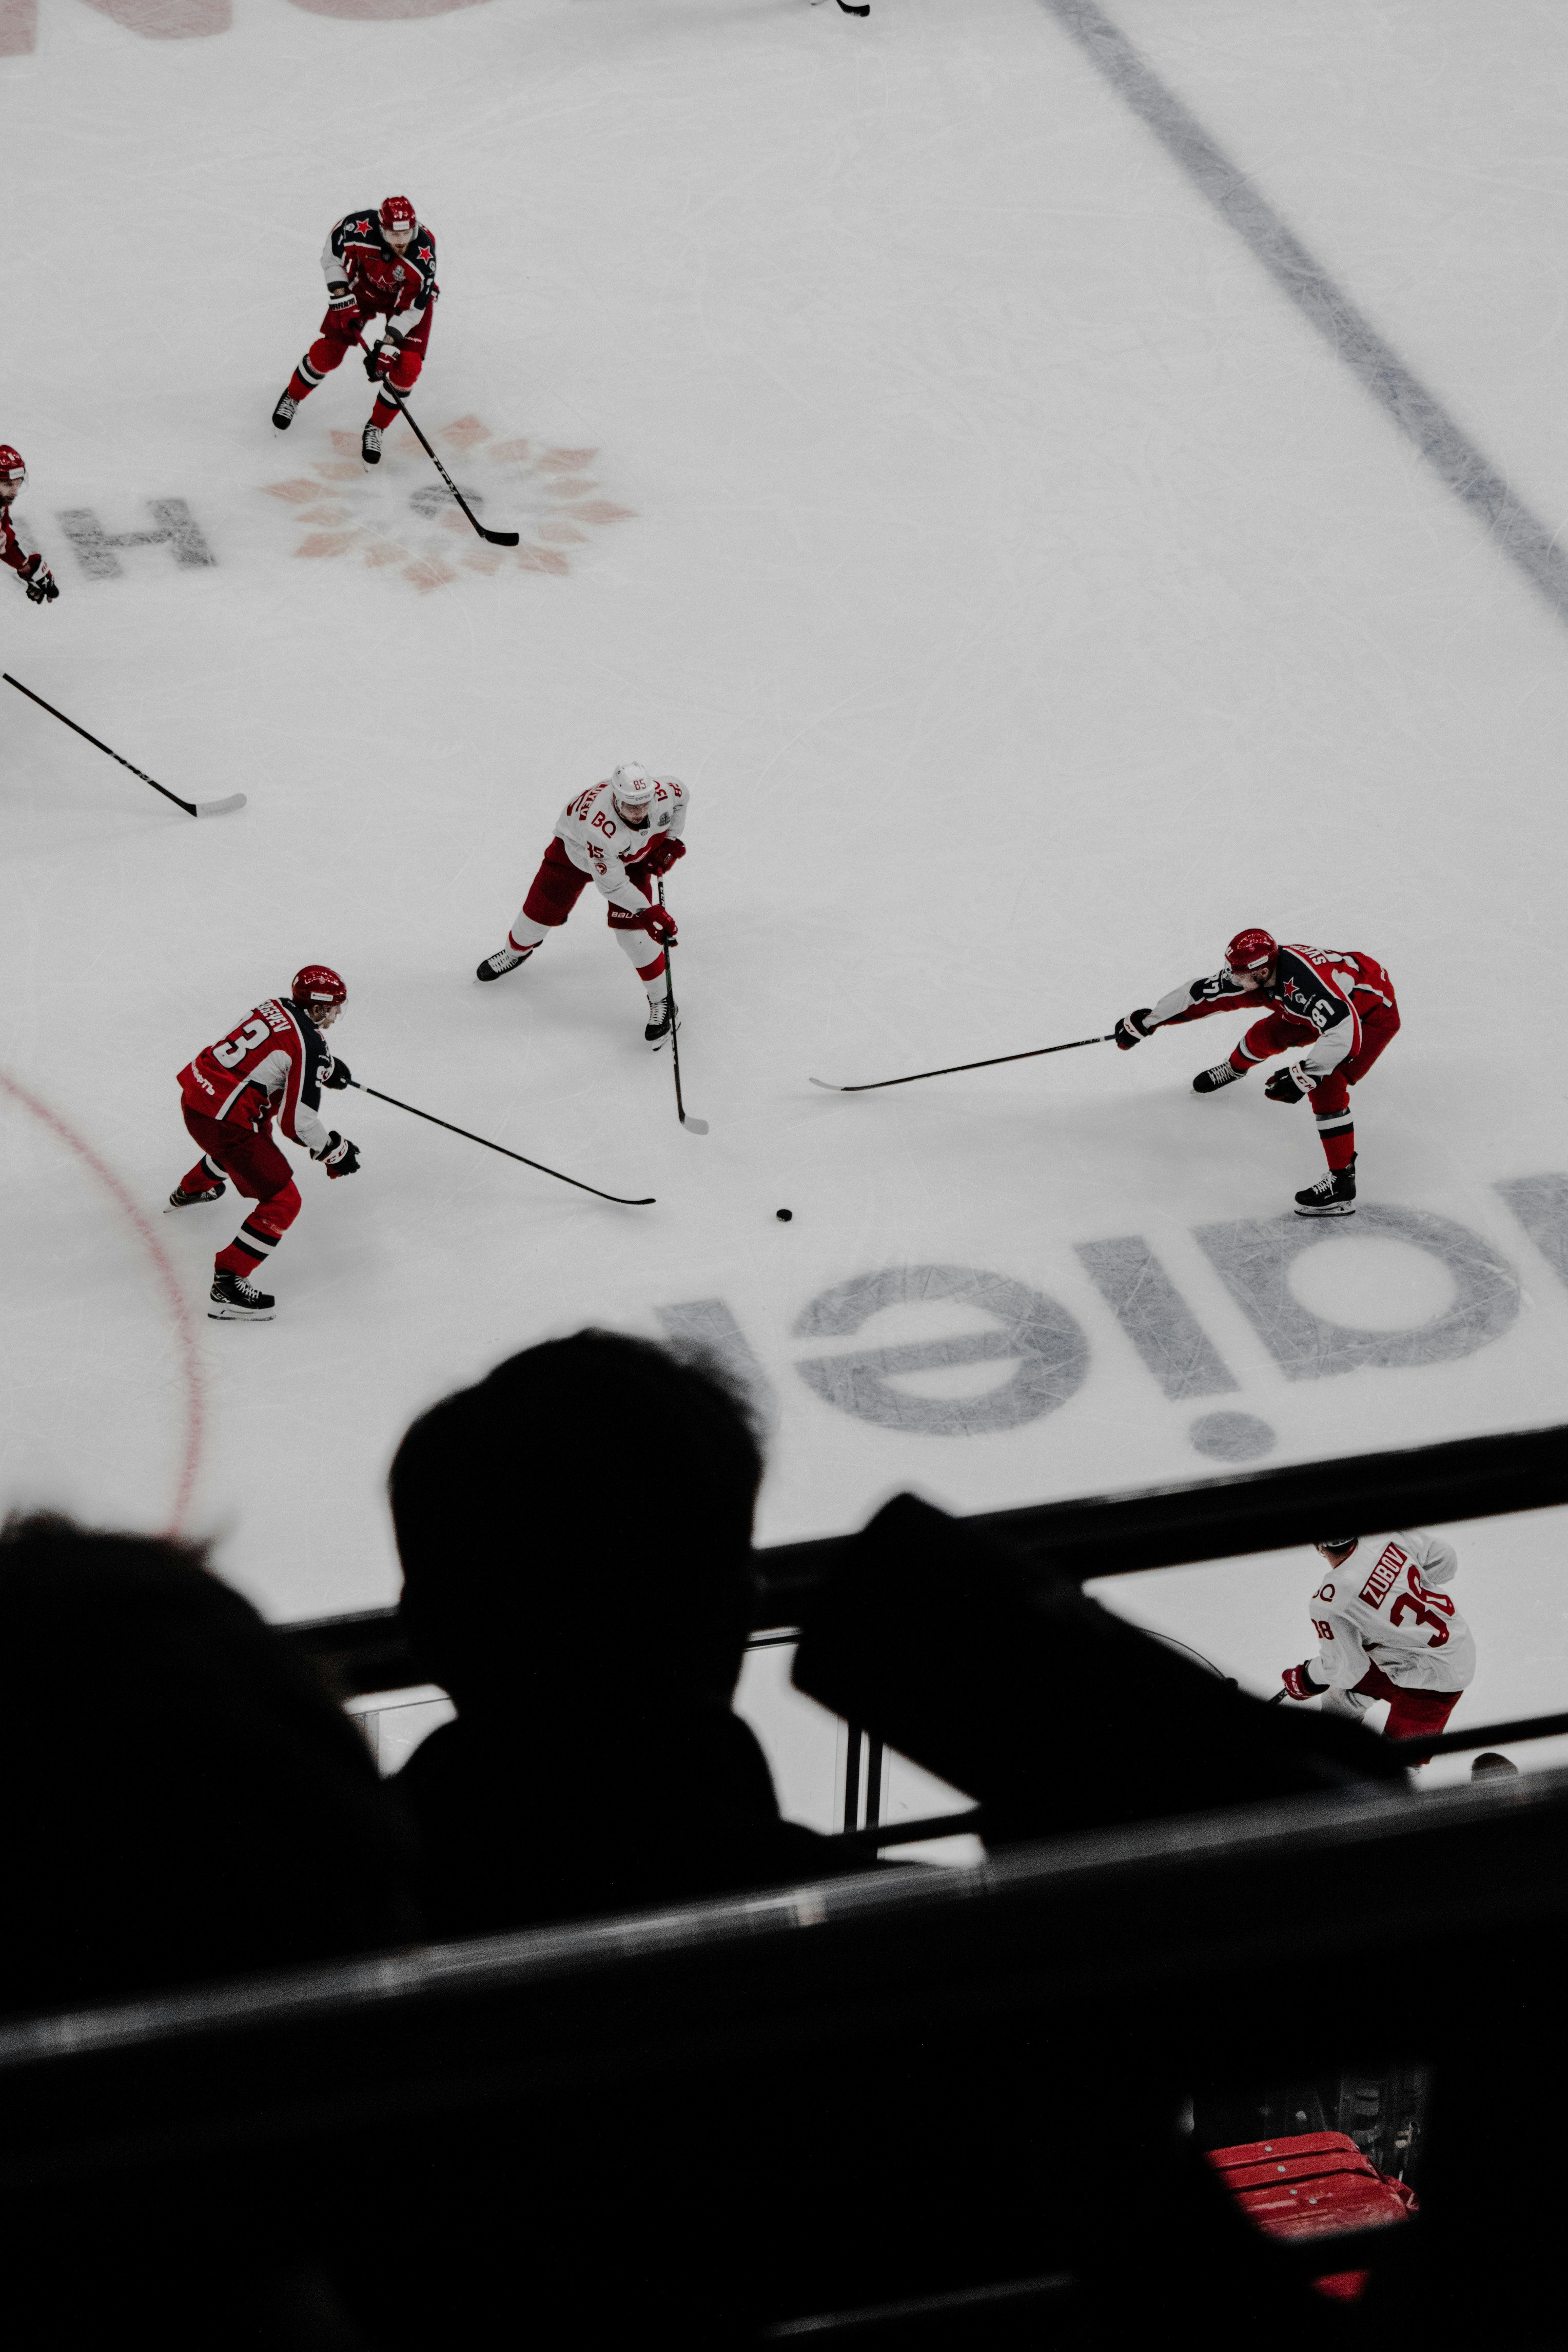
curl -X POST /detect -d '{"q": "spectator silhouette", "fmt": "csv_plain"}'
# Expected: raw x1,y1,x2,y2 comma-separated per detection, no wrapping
0,1513,419,2021
389,1331,861,1936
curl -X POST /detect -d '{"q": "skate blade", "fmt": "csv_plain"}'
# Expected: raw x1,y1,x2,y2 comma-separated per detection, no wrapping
1294,1202,1356,1218
207,1303,276,1321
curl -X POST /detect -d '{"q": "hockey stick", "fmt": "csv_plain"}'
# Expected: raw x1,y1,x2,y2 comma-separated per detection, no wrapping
3,674,246,818
357,339,520,545
657,876,707,1135
346,1081,653,1204
809,1032,1113,1093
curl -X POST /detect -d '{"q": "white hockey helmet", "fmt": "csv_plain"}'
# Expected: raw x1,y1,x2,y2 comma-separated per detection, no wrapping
610,761,654,809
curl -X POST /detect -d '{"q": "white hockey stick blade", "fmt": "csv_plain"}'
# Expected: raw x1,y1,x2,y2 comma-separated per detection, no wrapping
808,1076,846,1090
193,792,248,817
681,1113,709,1135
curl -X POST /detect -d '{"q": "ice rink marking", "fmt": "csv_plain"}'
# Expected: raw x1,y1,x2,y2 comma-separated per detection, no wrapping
0,1070,206,1536
1044,0,1568,629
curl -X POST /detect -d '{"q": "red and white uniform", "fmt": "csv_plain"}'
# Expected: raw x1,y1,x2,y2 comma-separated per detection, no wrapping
1309,1531,1474,1750
286,210,439,411
2,499,35,580
179,997,335,1154
505,776,690,995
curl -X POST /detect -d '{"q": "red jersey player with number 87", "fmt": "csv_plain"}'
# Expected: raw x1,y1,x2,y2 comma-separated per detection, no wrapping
170,967,361,1322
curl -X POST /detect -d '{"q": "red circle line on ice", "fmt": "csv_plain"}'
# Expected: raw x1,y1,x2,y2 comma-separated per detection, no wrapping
260,416,636,594
0,1067,206,1537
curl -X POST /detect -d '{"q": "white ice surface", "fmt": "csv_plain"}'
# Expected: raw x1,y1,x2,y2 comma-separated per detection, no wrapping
4,0,1567,1824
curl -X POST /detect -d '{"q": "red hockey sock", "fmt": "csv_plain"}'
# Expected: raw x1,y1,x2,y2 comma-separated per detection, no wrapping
369,393,400,430
178,1157,220,1194
215,1240,265,1280
286,368,313,404
1323,1125,1356,1172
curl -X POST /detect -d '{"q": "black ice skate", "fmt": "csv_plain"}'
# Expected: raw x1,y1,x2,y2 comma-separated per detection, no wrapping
475,944,533,982
272,391,298,431
167,1178,227,1210
1295,1159,1357,1219
644,998,680,1049
362,422,383,467
208,1269,277,1321
1193,1059,1245,1094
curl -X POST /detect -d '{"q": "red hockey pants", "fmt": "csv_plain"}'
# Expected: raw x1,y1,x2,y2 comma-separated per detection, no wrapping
1231,997,1400,1172
291,301,430,417
1341,1663,1463,1760
180,1104,302,1281
511,838,666,988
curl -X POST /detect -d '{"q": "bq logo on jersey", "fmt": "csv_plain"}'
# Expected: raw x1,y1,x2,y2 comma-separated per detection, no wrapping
1359,1542,1407,1608
260,418,635,594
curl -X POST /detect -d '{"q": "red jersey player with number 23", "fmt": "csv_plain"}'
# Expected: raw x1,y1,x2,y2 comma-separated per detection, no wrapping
171,967,361,1322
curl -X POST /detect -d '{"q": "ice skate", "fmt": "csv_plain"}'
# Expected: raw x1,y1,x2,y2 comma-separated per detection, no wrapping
362,421,382,467
475,944,532,983
1295,1159,1357,1218
1192,1059,1244,1094
208,1269,276,1321
271,391,298,432
644,997,680,1049
167,1178,227,1210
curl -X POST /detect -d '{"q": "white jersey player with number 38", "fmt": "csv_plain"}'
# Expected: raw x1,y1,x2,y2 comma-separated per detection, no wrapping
475,763,690,1048
1280,1531,1476,1755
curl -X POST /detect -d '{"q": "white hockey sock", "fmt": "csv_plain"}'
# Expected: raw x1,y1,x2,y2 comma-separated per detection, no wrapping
508,914,549,952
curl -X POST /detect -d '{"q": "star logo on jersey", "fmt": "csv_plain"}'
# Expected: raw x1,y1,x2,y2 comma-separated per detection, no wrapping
259,416,635,592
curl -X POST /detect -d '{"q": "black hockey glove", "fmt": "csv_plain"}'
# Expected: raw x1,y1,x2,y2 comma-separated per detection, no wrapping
1264,1066,1307,1105
21,554,57,604
320,1055,354,1091
365,332,404,384
1280,1661,1328,1702
1114,1009,1156,1051
314,1131,361,1178
327,281,358,315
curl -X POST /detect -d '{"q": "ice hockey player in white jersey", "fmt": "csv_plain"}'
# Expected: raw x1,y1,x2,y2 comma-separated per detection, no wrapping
475,765,689,1046
1280,1531,1475,1756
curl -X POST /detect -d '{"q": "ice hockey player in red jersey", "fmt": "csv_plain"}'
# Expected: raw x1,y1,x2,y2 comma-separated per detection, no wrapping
476,764,689,1046
170,967,361,1322
1281,1531,1475,1757
0,448,59,605
271,198,438,468
1113,929,1400,1218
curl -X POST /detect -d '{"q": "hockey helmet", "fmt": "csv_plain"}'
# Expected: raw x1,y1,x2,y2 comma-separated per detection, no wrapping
1225,927,1277,976
610,761,654,809
291,964,348,1020
0,446,25,489
379,195,416,232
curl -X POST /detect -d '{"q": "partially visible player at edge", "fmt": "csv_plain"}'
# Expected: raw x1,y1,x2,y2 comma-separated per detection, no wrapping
0,448,60,605
1281,1531,1475,1758
271,197,438,469
1113,928,1400,1217
476,763,689,1047
170,967,361,1322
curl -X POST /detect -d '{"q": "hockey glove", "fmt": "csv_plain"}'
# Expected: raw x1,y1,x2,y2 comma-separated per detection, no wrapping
313,1131,361,1178
608,901,677,945
327,281,359,315
365,334,404,383
1281,1661,1328,1701
1264,1064,1315,1105
1114,1008,1156,1051
320,1055,354,1091
21,554,57,604
643,838,686,878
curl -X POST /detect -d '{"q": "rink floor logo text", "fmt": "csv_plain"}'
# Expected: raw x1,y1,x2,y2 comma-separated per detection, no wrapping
260,418,635,594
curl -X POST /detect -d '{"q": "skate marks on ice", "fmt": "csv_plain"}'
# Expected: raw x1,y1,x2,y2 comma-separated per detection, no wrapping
260,421,635,594
1042,0,1568,629
658,1178,1568,1461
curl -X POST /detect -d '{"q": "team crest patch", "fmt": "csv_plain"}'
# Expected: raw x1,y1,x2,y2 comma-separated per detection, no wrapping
260,417,635,592
1359,1540,1405,1608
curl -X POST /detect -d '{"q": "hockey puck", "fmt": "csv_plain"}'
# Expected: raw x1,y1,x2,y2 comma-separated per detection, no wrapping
775,1208,793,1222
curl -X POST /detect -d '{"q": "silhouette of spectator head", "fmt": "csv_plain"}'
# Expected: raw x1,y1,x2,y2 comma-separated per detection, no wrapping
1471,1751,1519,1779
0,1512,419,2019
390,1332,764,1715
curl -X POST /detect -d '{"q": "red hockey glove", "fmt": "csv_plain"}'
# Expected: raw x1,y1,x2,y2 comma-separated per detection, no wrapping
327,281,359,315
1114,1008,1155,1051
313,1131,361,1178
608,901,678,945
364,333,404,383
1264,1064,1315,1104
1281,1661,1328,1701
21,554,57,604
643,837,686,878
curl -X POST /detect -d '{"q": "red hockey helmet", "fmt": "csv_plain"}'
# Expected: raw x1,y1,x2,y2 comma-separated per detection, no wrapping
0,446,25,488
379,195,416,231
1224,928,1278,976
291,965,348,1018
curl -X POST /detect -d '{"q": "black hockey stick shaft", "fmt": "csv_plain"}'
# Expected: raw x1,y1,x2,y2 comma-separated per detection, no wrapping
348,1082,653,1204
811,1032,1114,1093
658,877,705,1133
4,671,200,816
358,340,520,545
